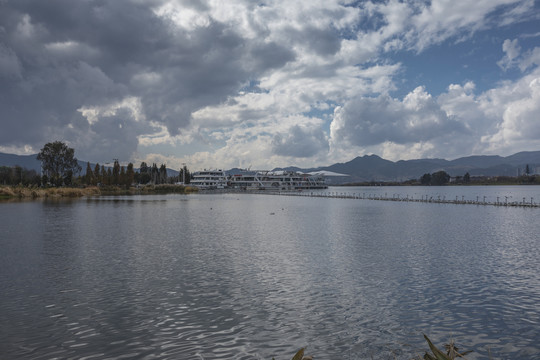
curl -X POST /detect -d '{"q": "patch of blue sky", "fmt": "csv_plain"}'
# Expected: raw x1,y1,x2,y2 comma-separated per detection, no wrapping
302,101,337,117
390,19,540,98
239,80,268,94
302,101,337,134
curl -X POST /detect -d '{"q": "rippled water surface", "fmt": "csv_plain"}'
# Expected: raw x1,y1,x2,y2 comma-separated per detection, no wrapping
1,189,540,359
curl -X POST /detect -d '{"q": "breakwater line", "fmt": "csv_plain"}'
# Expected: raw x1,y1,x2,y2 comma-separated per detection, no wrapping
253,190,540,208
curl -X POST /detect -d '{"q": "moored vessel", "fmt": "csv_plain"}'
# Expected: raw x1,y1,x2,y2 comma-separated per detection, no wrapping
191,170,228,189
228,170,327,190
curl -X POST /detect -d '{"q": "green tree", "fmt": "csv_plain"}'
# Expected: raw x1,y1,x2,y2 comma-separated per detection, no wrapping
420,173,431,185
179,165,191,184
463,172,470,183
184,166,191,184
0,166,9,184
126,163,135,186
431,170,450,185
85,162,94,185
159,164,167,184
112,160,120,185
138,162,151,184
119,165,126,187
151,163,159,184
63,170,73,186
140,162,149,174
94,163,101,185
36,141,81,186
101,165,108,185
525,164,530,175
13,165,23,185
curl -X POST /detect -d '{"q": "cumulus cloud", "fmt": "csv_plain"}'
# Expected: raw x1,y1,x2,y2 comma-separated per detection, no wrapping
0,0,538,169
330,86,468,148
271,125,329,158
480,72,540,152
0,0,296,162
409,0,533,51
78,107,160,163
498,39,522,70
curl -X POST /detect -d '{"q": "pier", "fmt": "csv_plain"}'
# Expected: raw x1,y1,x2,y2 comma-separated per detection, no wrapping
256,190,540,208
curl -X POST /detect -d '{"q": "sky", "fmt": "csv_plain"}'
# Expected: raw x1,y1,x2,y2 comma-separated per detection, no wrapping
1,0,540,170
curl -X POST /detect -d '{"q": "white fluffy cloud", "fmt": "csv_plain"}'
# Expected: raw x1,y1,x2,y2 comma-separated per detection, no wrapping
498,39,522,70
480,73,540,152
330,86,468,148
272,125,329,158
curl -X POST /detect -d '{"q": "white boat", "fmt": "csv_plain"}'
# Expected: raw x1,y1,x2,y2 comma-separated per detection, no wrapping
228,170,327,190
191,170,228,189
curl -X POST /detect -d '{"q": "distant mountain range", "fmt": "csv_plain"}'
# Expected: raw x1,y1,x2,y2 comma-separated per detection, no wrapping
2,151,539,183
277,151,540,183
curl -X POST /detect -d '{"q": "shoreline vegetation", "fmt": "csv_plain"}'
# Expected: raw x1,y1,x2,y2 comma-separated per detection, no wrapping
341,174,540,187
0,184,198,200
277,334,472,360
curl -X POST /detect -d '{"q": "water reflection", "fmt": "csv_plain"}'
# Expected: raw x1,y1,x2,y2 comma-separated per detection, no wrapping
1,191,539,359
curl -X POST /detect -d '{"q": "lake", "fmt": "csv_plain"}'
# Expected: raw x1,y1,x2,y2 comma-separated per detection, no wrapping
1,186,540,359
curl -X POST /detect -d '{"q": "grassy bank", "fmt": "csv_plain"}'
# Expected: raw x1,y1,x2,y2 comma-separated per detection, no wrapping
0,185,101,199
0,184,198,199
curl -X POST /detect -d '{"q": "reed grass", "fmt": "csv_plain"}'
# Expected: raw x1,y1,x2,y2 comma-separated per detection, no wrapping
274,335,472,360
138,184,198,194
0,184,197,199
0,185,100,199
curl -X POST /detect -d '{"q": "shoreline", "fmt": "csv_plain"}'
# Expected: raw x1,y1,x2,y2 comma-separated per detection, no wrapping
0,184,199,200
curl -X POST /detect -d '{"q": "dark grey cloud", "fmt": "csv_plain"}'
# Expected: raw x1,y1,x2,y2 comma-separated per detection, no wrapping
81,107,158,162
0,0,295,161
272,125,329,158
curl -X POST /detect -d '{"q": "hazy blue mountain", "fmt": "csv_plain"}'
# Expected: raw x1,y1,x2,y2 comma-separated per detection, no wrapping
277,152,540,183
0,153,42,172
309,152,540,182
504,151,540,165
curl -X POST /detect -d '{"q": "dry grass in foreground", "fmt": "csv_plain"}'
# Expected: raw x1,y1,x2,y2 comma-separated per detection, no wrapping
275,335,473,360
0,185,101,199
0,184,198,199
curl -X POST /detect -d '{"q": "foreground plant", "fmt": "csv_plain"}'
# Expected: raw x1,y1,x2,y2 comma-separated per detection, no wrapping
273,347,313,360
421,334,473,360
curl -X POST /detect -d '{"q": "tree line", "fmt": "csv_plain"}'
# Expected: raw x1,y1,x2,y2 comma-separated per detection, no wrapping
419,167,539,186
0,166,41,186
81,160,191,187
1,141,191,187
420,170,458,186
